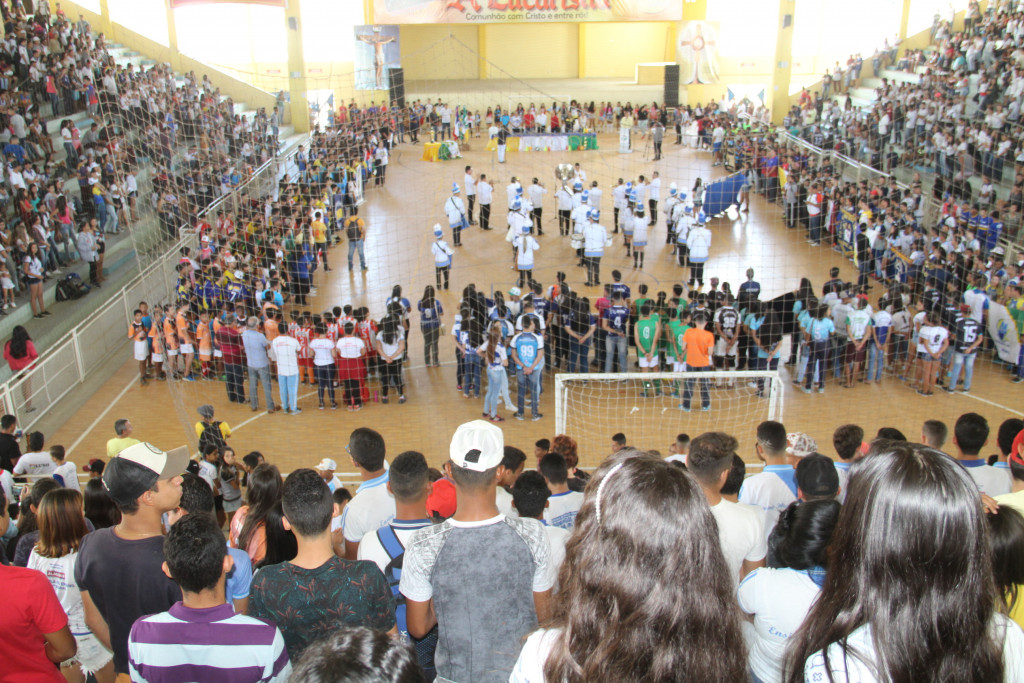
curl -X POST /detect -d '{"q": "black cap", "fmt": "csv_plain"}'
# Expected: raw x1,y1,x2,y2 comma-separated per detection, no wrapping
796,454,839,499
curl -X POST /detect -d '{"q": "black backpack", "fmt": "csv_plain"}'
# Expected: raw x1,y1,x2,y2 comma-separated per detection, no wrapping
198,421,227,453
55,273,90,302
346,219,361,240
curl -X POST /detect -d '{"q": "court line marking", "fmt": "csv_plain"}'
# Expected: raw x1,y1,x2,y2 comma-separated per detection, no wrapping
66,376,138,457
960,391,1024,417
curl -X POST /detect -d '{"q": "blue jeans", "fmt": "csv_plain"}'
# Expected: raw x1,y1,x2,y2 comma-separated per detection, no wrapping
604,333,627,373
463,353,481,397
867,341,886,381
516,366,541,417
347,239,366,269
682,366,712,409
278,373,298,411
949,351,977,391
568,338,590,373
809,213,822,244
248,365,275,410
483,365,505,416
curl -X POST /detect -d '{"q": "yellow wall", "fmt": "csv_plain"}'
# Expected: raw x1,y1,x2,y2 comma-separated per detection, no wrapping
399,25,479,80
582,22,673,78
484,23,578,79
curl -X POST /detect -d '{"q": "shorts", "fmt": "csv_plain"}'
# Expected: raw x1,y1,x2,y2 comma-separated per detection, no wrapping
66,631,113,674
673,361,687,372
845,342,867,364
166,348,179,357
918,351,934,361
151,352,164,363
223,496,242,513
633,240,647,247
199,350,212,361
713,141,722,153
214,349,223,358
714,338,738,357
180,343,194,354
134,341,149,361
638,352,659,368
1,277,13,290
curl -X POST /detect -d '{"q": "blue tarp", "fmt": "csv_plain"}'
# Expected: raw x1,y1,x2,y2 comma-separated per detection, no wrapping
702,172,745,217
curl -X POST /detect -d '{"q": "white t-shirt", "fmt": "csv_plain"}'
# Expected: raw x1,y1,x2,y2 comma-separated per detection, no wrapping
13,451,56,476
271,335,300,376
510,628,560,682
496,486,516,517
53,462,80,492
308,337,335,366
544,524,571,590
738,567,822,683
543,490,583,530
340,473,397,544
27,550,88,634
804,615,1024,682
963,462,1013,497
710,498,767,583
335,336,365,359
917,324,948,355
0,468,13,504
738,469,797,541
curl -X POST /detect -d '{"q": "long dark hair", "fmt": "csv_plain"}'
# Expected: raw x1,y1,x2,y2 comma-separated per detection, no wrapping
767,499,840,569
783,445,1005,682
543,454,747,682
420,285,435,308
84,478,121,529
988,505,1024,618
258,502,297,569
238,463,283,552
8,325,30,358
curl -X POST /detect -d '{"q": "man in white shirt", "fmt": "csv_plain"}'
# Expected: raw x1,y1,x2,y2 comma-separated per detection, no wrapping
444,184,467,247
953,412,1011,496
738,421,796,539
463,165,477,225
341,427,396,559
270,325,301,415
12,431,54,476
688,431,767,583
555,183,573,236
476,174,493,231
538,453,583,530
647,171,661,225
528,178,547,235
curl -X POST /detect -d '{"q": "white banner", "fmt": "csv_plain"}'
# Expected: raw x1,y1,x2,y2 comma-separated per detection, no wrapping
987,302,1022,365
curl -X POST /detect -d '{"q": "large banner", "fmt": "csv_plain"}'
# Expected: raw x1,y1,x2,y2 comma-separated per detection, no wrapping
169,0,284,7
835,207,857,258
354,25,401,91
373,0,682,24
676,21,719,84
987,302,1022,365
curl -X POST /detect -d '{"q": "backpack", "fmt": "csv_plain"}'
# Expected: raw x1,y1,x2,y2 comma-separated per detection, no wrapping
346,218,361,240
55,273,89,301
198,421,227,454
377,525,437,674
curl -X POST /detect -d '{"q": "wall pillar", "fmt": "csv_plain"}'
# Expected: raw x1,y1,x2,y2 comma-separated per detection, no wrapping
578,24,586,78
96,0,113,37
164,2,182,72
769,0,794,126
284,0,310,133
478,25,488,79
898,0,912,40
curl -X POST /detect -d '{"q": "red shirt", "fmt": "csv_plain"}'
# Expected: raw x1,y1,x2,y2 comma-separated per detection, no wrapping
0,564,68,682
4,340,38,372
215,325,246,365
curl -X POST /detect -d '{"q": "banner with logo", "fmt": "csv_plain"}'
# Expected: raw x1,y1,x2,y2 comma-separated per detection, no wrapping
836,207,857,259
373,0,682,24
987,302,1022,365
169,0,285,8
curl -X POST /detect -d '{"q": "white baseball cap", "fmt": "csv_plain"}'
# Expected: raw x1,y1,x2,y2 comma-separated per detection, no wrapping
314,458,337,471
450,420,504,472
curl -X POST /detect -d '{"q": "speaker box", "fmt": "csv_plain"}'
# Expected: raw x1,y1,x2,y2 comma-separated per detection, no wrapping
664,64,680,108
387,67,405,108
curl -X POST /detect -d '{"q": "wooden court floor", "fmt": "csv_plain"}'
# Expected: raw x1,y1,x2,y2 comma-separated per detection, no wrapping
49,132,1024,476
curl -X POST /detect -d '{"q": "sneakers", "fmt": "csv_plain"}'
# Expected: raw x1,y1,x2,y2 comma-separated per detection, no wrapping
678,404,691,412
331,402,338,410
381,396,389,404
801,386,812,394
399,396,407,404
514,412,525,421
490,415,505,422
532,413,543,421
319,403,325,410
291,408,303,415
702,406,711,412
182,375,195,382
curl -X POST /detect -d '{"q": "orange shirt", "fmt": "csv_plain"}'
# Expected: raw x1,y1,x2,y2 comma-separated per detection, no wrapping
163,317,179,350
682,327,714,368
149,319,164,353
196,323,212,355
176,313,192,345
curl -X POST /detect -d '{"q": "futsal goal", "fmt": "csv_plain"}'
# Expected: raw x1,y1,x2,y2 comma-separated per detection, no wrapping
554,370,784,457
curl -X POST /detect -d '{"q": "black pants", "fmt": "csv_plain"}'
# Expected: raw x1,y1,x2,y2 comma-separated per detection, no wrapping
689,261,705,286
654,141,662,159
467,195,475,222
613,207,620,232
558,209,571,236
666,222,675,245
381,361,404,396
343,379,361,406
452,225,461,246
316,363,335,405
676,245,689,267
585,255,601,285
435,265,449,290
805,341,829,390
649,199,658,224
532,207,543,235
480,204,491,230
225,363,245,403
88,260,99,284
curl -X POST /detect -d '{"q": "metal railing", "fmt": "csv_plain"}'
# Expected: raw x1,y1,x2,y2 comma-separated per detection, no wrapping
0,142,307,434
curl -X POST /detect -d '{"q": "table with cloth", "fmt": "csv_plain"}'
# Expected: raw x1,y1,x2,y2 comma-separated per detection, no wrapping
484,133,598,153
422,140,462,161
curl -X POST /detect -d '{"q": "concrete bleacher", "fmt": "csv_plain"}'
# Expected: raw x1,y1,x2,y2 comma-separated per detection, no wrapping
0,33,306,381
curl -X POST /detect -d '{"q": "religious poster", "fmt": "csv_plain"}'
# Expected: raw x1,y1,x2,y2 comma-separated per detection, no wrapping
836,207,857,258
373,0,682,24
987,302,1022,365
354,25,401,91
676,20,719,85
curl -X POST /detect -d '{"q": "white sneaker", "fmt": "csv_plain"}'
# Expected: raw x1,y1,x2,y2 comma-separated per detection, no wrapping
9,301,16,308
747,381,758,389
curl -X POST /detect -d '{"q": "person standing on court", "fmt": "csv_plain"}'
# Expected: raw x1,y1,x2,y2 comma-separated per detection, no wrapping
243,316,276,414
652,121,664,160
445,184,468,247
528,178,547,235
271,323,302,415
216,314,246,404
463,165,477,225
476,174,493,231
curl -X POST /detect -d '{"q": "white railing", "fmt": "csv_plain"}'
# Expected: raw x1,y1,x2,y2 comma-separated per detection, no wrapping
0,141,309,433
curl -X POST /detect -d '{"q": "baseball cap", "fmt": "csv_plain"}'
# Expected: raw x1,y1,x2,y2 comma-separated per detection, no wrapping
509,286,521,297
796,454,840,498
314,458,337,471
786,432,818,458
450,420,504,472
82,458,104,474
1009,429,1024,469
103,442,189,508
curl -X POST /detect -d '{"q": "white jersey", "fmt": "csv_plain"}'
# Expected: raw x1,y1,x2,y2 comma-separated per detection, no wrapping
444,196,465,225
506,183,520,206
515,235,540,268
612,184,627,209
464,173,476,196
649,177,661,200
571,204,590,233
632,215,648,244
476,180,493,204
528,184,547,208
555,188,573,211
583,221,608,256
588,187,602,210
431,239,454,267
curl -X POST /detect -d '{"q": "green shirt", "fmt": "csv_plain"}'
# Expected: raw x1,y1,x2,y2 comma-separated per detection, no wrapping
636,317,659,352
669,320,689,357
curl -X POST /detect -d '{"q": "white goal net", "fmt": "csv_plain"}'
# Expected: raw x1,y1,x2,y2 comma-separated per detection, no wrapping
555,370,784,457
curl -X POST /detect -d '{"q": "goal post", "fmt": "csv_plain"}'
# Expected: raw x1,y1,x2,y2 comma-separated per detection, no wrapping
554,370,784,457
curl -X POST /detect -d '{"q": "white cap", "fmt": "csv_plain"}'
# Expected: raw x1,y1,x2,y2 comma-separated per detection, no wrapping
314,458,337,471
450,420,504,472
433,223,443,237
509,286,521,296
786,433,818,458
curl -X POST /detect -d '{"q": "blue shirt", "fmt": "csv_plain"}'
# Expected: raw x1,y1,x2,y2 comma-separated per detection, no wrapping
511,331,542,368
604,304,630,335
610,283,631,301
418,300,443,329
226,546,252,606
241,329,270,368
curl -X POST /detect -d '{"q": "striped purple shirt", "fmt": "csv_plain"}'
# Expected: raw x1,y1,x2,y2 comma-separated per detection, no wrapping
128,602,291,683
